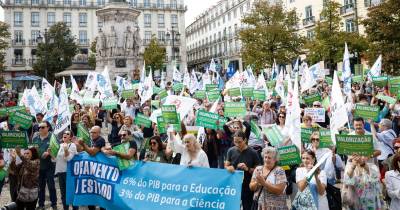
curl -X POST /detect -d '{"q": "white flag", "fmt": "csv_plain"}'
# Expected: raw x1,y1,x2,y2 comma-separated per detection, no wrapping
189,71,199,94
70,75,82,104
84,71,98,92
43,90,58,122
244,66,256,87
139,70,153,105
97,67,114,100
369,54,382,79
209,58,217,73
330,71,349,144
163,95,197,121
19,88,29,107
26,86,46,117
53,78,71,135
275,70,285,99
201,70,211,90
300,63,317,93
41,78,54,107
140,61,146,83
173,66,182,82
116,76,125,93
183,70,191,88
342,43,352,102
287,74,301,150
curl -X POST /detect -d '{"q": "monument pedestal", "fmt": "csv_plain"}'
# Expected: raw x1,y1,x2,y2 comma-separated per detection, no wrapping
95,2,143,80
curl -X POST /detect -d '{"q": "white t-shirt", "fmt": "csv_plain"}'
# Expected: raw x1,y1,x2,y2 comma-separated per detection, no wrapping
296,167,329,210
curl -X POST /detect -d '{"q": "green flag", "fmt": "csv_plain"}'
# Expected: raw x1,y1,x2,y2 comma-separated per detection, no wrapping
112,142,133,170
77,123,91,146
49,134,60,157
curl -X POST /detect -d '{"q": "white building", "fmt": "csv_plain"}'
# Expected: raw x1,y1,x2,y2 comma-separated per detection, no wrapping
185,0,384,72
0,0,187,80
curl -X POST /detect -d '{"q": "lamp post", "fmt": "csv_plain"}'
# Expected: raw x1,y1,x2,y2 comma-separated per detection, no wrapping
166,26,181,69
36,28,54,79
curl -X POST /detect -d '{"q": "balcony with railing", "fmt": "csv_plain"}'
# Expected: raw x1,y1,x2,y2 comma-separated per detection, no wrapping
130,3,187,11
11,59,26,66
0,0,103,9
302,16,315,27
364,0,384,7
28,58,37,66
28,39,38,46
11,39,26,47
78,39,90,47
340,4,354,15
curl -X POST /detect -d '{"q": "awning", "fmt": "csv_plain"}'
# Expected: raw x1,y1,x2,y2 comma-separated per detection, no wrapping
55,70,92,77
10,75,42,81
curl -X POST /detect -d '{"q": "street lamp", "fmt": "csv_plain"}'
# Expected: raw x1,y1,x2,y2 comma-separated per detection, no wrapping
36,28,54,79
166,26,181,64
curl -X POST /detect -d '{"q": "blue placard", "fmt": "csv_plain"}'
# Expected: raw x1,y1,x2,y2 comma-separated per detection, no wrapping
67,153,243,210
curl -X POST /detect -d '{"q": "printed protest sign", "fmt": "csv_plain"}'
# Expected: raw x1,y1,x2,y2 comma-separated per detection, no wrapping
372,76,388,87
352,75,363,83
66,153,243,210
207,89,220,102
134,114,152,128
161,105,179,124
103,98,118,110
0,130,28,148
224,102,246,117
157,116,167,134
195,110,220,130
112,143,134,170
228,88,241,97
173,83,184,92
354,104,380,121
9,111,32,129
193,90,206,99
266,81,276,89
206,84,218,91
83,98,100,106
277,145,301,166
153,86,162,95
49,134,60,157
218,117,227,130
376,94,397,105
304,108,325,122
250,120,262,139
158,90,168,100
336,135,373,156
241,88,254,98
319,129,333,148
121,89,135,99
77,123,90,146
301,128,314,143
262,125,283,147
253,90,266,101
303,93,322,106
151,100,160,109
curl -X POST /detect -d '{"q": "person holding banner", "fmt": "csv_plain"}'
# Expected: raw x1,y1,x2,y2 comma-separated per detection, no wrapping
139,135,170,163
350,117,381,159
225,130,260,210
104,130,137,161
249,147,288,210
294,150,329,210
168,133,209,168
54,130,78,210
79,126,105,156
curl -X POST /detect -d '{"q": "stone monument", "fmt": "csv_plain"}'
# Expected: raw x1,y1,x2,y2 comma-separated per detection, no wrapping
95,0,142,80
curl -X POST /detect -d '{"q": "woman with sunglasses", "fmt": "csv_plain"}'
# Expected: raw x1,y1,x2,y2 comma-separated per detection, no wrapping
70,113,80,136
54,130,78,210
107,112,124,146
139,136,170,163
294,150,328,210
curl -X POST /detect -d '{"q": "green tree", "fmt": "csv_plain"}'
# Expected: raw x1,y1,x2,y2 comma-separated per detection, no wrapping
306,1,367,72
143,36,166,73
0,21,10,83
88,39,96,69
362,0,400,75
239,0,305,71
34,22,78,82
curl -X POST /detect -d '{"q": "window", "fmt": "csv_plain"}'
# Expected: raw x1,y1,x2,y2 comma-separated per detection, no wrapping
240,6,243,14
170,0,177,9
228,12,231,21
63,0,71,4
98,21,103,28
158,31,165,41
97,0,105,6
171,14,178,27
63,12,71,26
31,30,40,44
14,12,23,26
157,0,164,8
130,0,137,6
305,6,313,18
79,13,87,27
306,30,315,39
14,0,22,4
31,0,39,4
233,8,237,18
144,0,150,7
144,14,151,28
223,15,225,23
47,0,55,4
345,19,355,32
144,31,152,41
14,30,23,43
47,12,55,26
158,14,164,28
31,12,40,27
79,31,87,44
79,0,86,6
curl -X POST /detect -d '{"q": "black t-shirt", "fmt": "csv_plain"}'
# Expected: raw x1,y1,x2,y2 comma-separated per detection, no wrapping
92,136,106,149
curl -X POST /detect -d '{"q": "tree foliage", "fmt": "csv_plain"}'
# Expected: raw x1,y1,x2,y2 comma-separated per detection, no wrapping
143,36,166,72
362,0,400,75
34,22,78,82
0,21,10,82
305,1,367,71
88,39,96,69
239,0,305,71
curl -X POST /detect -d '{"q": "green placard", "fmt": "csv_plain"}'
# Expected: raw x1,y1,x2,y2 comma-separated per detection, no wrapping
194,90,206,99
207,89,220,102
336,135,374,156
266,81,276,89
319,129,333,148
372,76,388,87
0,130,28,148
173,82,184,92
321,97,330,110
121,89,135,99
376,94,397,105
161,105,179,124
301,128,314,143
7,106,26,114
390,84,400,95
389,76,400,86
352,75,363,83
0,108,7,117
262,125,283,147
253,90,266,101
195,110,220,130
49,134,60,157
278,145,301,166
77,123,90,146
250,120,262,139
354,104,380,121
103,98,118,110
228,88,241,97
206,84,218,91
325,77,333,85
9,111,32,129
83,98,100,106
217,117,227,130
303,93,322,106
241,87,254,98
157,116,167,134
134,113,152,128
112,142,133,170
153,86,162,94
158,90,168,100
151,100,160,109
224,102,246,117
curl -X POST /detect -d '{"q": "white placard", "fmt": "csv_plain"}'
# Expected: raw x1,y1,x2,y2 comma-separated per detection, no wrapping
304,108,325,122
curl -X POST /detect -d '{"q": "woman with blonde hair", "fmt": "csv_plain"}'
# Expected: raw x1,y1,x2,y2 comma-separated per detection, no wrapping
168,133,209,167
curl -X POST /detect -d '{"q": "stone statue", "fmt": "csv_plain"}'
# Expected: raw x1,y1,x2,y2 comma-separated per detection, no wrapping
133,26,141,57
96,29,106,57
108,26,118,57
123,26,134,56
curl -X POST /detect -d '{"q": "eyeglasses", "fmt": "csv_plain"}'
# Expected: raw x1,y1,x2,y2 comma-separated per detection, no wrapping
150,142,157,145
121,134,127,137
311,138,320,142
39,126,47,129
233,127,240,129
184,141,191,144
279,116,285,118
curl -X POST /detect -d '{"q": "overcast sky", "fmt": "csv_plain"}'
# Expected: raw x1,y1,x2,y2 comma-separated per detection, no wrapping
0,0,218,25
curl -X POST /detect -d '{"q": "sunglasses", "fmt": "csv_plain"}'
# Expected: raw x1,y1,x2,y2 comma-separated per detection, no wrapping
233,127,240,129
279,116,285,118
150,142,157,145
311,138,320,141
120,134,127,137
39,126,47,129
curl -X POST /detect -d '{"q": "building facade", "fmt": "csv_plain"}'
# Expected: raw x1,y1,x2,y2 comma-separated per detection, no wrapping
0,0,187,80
185,0,384,73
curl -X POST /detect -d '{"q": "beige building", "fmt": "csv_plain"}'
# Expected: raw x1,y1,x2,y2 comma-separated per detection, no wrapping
0,0,187,80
